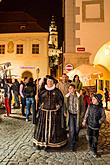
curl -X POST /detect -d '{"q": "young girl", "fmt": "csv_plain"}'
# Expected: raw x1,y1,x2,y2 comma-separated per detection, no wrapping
82,93,106,157
72,75,83,93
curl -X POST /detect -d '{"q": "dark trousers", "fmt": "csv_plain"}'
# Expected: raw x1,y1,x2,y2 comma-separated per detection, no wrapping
21,97,26,115
68,113,78,148
105,98,108,108
87,127,99,154
13,93,20,108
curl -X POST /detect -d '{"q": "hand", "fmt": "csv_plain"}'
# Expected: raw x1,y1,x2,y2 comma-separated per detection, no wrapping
82,120,86,127
56,105,60,110
65,93,70,97
64,112,67,117
76,91,80,97
35,95,39,102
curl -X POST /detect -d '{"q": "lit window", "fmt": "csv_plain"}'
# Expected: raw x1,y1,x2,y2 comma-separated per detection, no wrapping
16,44,23,54
0,45,5,54
32,44,39,54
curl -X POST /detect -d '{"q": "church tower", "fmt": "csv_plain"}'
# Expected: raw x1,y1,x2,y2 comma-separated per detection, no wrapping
48,16,63,78
48,16,58,48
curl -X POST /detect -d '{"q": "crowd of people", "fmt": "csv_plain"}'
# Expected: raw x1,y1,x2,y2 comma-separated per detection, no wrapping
2,73,106,158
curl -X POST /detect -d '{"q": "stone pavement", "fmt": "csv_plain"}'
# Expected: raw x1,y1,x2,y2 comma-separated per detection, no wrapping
0,109,110,165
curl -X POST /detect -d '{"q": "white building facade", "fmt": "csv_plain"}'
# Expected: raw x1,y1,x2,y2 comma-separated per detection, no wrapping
63,0,110,72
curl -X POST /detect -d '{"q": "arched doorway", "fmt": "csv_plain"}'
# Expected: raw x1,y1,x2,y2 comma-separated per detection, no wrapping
21,71,33,79
94,41,110,72
93,41,110,92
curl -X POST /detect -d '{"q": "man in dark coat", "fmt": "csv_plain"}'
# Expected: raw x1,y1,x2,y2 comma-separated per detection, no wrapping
24,77,36,123
12,79,20,108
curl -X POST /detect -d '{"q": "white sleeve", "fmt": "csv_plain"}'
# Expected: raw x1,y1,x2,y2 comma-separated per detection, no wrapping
19,84,24,97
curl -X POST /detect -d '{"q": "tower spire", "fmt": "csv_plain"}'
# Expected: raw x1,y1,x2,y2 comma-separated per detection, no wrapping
48,16,58,48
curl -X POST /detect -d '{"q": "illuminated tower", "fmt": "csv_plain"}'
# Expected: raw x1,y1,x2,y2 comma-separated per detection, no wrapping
48,16,63,77
48,16,58,49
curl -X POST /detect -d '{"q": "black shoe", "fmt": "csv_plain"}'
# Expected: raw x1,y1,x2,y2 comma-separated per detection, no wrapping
69,147,73,151
72,147,77,152
69,145,77,152
29,112,32,116
13,106,20,109
43,146,48,151
36,145,41,150
33,143,41,150
22,113,26,116
33,143,36,147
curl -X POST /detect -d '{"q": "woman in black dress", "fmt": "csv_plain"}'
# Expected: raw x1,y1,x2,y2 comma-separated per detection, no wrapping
33,75,67,149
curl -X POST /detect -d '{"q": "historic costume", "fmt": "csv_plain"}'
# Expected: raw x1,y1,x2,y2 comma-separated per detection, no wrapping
33,76,67,148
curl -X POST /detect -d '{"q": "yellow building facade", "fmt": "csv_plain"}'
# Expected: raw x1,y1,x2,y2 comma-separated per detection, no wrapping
0,12,49,80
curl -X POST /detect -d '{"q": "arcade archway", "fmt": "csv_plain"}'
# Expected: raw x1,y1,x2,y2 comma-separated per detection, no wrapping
21,71,33,79
93,41,110,92
94,41,110,73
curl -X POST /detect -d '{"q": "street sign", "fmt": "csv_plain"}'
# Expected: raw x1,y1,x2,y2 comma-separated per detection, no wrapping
77,47,85,52
65,64,73,72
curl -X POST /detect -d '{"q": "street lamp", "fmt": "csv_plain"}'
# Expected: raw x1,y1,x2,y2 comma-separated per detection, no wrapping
36,67,40,108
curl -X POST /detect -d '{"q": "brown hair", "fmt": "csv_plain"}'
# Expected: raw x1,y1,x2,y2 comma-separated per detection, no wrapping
69,83,75,89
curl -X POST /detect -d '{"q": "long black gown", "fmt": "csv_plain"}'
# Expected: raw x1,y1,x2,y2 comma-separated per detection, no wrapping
33,84,67,148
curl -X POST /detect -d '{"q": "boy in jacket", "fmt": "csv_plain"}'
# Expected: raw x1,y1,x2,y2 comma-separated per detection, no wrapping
65,84,80,151
82,93,106,158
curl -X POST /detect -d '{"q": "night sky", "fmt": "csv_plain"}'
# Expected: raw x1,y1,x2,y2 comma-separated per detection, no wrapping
0,0,63,46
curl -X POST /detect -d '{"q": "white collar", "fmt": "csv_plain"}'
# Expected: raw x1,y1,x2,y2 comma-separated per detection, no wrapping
45,84,55,91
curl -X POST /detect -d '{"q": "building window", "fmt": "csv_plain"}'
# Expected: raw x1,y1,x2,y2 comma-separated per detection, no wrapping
0,45,5,54
99,80,103,90
20,25,26,31
32,44,39,54
16,44,23,54
82,0,104,22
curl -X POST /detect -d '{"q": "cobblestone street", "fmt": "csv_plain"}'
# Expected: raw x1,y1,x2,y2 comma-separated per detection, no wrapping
0,109,110,165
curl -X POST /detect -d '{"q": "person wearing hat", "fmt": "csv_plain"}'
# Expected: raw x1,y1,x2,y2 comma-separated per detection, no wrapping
82,93,106,158
33,75,67,150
